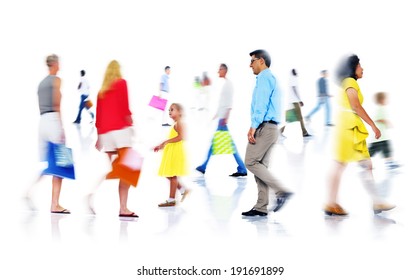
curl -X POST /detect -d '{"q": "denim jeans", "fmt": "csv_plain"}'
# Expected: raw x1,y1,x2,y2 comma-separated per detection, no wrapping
74,94,94,123
306,96,331,125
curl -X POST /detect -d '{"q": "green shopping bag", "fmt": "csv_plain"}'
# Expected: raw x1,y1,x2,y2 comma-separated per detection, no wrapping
212,130,235,155
286,109,298,123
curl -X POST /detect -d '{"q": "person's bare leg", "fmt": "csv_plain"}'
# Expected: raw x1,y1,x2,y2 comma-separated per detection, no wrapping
358,159,395,213
23,174,44,211
51,176,68,212
85,175,107,215
327,161,346,205
118,180,133,215
169,177,177,199
87,152,117,214
324,161,348,215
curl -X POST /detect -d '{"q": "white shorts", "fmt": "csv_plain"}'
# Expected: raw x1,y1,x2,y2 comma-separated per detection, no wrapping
39,112,64,160
99,126,133,152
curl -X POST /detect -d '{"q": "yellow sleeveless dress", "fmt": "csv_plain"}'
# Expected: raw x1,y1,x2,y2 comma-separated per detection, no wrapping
158,125,188,177
334,78,370,162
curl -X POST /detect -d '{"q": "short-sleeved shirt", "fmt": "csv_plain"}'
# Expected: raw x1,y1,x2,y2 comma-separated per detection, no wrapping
287,74,301,103
160,74,170,93
79,76,90,96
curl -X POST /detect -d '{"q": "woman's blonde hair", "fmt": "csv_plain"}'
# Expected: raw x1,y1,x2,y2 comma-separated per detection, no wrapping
99,60,122,97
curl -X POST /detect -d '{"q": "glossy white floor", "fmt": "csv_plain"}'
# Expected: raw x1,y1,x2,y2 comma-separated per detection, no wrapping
2,100,417,280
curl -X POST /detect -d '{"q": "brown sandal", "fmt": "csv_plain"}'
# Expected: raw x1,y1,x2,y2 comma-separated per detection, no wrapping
158,200,176,207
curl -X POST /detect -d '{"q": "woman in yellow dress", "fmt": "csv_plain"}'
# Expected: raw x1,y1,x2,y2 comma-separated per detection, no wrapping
324,54,395,216
154,103,190,207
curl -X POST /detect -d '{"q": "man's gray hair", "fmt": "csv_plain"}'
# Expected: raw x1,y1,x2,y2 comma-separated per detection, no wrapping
46,54,59,67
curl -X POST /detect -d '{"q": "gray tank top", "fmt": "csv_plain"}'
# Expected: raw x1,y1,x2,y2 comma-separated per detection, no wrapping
38,75,55,115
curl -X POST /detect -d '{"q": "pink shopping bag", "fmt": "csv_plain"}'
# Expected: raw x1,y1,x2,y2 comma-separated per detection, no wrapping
148,95,168,111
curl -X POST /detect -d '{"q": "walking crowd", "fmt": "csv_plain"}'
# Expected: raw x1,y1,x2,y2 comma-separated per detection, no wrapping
25,50,399,220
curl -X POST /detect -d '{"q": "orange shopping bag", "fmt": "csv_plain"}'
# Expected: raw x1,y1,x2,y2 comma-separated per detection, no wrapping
106,148,143,186
85,99,93,109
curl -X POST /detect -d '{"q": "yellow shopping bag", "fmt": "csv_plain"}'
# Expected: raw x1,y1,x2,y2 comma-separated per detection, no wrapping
212,130,235,155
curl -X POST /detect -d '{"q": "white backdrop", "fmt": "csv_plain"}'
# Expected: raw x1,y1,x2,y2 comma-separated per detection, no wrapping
1,0,419,279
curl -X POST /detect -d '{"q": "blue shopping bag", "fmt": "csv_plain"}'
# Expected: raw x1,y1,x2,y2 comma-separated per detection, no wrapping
42,142,76,179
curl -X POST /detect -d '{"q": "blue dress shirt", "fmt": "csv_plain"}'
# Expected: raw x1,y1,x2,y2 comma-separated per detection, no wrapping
250,69,281,128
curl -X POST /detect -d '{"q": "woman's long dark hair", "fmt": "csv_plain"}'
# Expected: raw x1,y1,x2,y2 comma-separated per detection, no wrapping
335,54,360,83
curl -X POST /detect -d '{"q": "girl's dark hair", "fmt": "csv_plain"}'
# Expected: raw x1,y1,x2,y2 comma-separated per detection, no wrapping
335,54,360,82
220,63,228,71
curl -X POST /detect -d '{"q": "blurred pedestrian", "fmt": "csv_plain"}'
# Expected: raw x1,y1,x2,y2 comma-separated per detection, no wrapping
280,69,311,137
198,71,212,112
73,70,94,124
196,63,247,177
324,54,395,216
160,66,171,126
25,54,70,214
191,76,202,110
242,49,292,217
368,91,400,170
305,69,333,126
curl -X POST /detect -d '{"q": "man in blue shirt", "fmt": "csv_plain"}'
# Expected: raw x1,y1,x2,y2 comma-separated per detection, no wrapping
160,66,171,126
242,49,292,217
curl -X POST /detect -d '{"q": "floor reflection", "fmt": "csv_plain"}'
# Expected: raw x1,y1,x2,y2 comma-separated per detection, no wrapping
51,214,69,242
14,103,407,250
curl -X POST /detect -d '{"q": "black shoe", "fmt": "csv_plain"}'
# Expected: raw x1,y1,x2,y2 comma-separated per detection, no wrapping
303,133,312,137
230,172,247,177
73,120,80,124
272,192,293,212
325,123,334,126
162,123,171,127
195,167,205,174
242,208,267,217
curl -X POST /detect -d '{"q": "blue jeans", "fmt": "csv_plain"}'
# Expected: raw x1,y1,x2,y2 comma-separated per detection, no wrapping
197,119,247,173
306,96,331,125
74,94,94,123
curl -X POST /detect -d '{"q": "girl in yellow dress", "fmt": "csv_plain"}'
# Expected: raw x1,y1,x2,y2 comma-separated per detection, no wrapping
325,54,395,216
154,103,190,207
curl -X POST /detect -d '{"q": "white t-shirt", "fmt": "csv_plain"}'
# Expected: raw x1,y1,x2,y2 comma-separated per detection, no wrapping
286,75,301,109
79,76,90,96
215,78,233,118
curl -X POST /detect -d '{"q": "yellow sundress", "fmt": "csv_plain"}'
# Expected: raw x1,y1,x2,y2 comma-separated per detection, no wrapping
334,77,370,162
158,125,188,177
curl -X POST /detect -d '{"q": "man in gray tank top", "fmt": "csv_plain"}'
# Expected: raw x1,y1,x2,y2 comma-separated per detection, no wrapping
25,54,71,214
